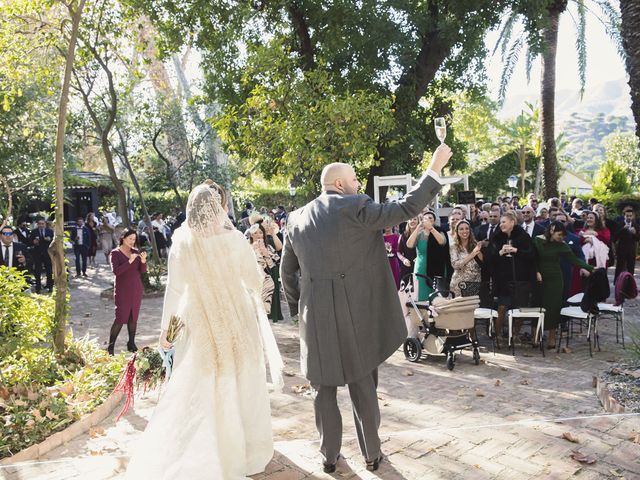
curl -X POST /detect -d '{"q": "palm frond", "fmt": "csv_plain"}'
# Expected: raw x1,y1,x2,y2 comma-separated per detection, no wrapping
589,0,624,59
524,45,536,85
574,0,587,99
498,37,523,105
492,13,517,57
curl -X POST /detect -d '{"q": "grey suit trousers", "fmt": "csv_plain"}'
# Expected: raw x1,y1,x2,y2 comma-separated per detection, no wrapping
312,369,380,463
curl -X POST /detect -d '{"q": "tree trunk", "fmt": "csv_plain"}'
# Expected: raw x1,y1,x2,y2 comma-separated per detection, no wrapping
620,0,640,144
540,1,567,199
50,0,86,354
137,18,192,176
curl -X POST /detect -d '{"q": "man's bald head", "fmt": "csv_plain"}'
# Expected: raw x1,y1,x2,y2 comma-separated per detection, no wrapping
321,163,360,195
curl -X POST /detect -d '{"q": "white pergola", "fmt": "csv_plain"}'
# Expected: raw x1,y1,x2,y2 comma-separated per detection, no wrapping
373,173,470,224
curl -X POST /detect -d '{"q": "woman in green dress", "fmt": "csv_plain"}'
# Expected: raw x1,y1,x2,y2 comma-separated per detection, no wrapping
406,211,448,301
534,221,593,348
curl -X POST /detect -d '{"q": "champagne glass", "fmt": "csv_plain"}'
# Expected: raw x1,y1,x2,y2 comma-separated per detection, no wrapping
505,239,513,258
434,117,446,144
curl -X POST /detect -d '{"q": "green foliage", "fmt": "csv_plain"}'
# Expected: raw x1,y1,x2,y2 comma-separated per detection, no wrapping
593,158,632,197
469,152,538,199
576,193,640,216
232,185,312,214
602,131,640,190
0,268,126,458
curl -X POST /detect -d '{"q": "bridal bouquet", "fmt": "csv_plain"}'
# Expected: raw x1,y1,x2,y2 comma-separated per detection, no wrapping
157,315,184,380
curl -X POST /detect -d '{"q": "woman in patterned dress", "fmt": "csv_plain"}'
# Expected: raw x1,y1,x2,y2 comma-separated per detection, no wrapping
248,223,278,316
449,220,483,297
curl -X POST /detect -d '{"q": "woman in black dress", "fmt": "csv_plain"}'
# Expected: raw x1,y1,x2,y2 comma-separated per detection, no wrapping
86,212,99,268
397,217,418,288
488,211,536,347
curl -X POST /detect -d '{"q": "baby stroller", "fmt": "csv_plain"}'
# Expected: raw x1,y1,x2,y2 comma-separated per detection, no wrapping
402,274,481,370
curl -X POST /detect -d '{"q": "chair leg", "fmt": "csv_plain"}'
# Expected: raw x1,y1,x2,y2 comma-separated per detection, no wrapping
587,314,593,358
621,310,625,349
539,314,545,357
508,311,514,356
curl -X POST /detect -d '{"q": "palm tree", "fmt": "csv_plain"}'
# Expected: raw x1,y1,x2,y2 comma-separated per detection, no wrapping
620,0,640,143
499,103,540,196
494,1,621,198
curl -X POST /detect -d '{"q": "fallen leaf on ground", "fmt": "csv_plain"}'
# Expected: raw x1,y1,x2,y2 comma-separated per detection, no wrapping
561,432,580,443
291,384,310,394
89,426,105,438
0,387,9,400
89,449,105,456
45,409,59,420
403,370,414,376
621,369,640,379
570,451,596,464
592,376,598,388
611,367,622,375
520,379,531,386
383,402,390,406
500,366,508,371
26,389,39,401
377,394,385,400
561,346,573,354
474,389,485,397
609,469,624,477
494,379,502,386
628,432,640,444
283,371,296,377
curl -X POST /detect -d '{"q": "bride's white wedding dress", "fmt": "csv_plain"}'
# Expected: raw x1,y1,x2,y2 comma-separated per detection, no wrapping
125,184,283,480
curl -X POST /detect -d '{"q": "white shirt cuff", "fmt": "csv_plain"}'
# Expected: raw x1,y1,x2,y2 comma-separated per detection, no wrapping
425,169,442,184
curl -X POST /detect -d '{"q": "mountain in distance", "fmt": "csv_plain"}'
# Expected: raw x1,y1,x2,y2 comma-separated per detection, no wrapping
498,78,633,122
498,78,635,178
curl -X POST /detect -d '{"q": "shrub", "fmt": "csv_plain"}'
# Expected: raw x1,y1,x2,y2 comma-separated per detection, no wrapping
592,159,631,197
0,268,127,458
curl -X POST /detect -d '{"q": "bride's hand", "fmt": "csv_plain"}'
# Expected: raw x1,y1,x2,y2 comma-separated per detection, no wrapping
159,332,173,350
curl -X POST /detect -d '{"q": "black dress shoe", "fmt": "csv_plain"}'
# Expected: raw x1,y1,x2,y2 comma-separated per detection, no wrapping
127,341,138,353
323,454,342,473
366,454,384,472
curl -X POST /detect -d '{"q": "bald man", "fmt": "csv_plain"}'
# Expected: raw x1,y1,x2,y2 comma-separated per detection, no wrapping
281,144,452,473
521,206,544,237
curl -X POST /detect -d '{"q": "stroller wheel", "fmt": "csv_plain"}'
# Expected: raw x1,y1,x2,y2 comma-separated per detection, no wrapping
446,354,455,371
473,348,480,365
403,337,422,362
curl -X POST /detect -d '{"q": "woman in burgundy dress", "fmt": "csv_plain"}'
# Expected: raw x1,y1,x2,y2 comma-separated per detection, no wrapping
384,226,401,289
108,228,147,354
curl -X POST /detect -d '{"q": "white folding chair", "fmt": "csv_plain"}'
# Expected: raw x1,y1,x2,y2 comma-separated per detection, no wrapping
565,292,625,348
507,308,546,356
559,305,599,356
474,307,498,354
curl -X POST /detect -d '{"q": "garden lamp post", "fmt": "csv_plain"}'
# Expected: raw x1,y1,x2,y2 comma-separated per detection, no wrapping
507,175,518,197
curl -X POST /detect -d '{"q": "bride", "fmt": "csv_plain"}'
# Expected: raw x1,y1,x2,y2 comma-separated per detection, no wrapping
125,181,283,479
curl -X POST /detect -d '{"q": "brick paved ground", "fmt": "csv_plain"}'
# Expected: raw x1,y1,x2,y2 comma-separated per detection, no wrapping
1,259,640,479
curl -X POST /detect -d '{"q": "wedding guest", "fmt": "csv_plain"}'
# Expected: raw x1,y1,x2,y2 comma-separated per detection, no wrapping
249,214,283,321
397,217,418,287
614,207,640,282
521,206,544,237
99,212,115,263
108,229,147,354
70,216,90,278
450,220,483,297
407,211,448,300
15,219,31,245
29,218,53,293
0,225,30,274
534,221,593,348
536,205,549,223
383,226,401,288
576,211,611,269
85,212,99,268
555,212,586,299
475,209,500,241
487,211,535,348
248,223,278,318
594,203,618,268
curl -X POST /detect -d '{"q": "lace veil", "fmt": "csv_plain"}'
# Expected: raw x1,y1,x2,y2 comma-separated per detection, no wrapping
167,182,284,390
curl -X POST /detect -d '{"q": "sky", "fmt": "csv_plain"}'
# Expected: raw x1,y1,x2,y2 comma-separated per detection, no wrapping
484,5,627,102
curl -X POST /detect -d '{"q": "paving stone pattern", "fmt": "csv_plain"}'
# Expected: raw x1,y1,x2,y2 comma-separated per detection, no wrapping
1,260,640,479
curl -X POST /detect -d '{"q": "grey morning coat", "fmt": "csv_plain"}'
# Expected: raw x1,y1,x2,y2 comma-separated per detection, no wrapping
280,172,442,387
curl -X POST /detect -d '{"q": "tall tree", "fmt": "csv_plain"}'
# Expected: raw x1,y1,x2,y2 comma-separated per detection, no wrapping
51,0,87,353
620,0,640,143
130,0,515,195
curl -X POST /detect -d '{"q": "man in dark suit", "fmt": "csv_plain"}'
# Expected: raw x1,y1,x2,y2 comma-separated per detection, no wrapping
281,144,451,473
15,220,31,245
29,218,53,293
70,216,91,277
521,206,545,237
0,225,30,274
614,207,640,283
475,209,500,241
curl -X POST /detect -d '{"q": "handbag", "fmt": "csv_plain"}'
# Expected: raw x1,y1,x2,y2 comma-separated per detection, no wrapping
506,255,534,308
